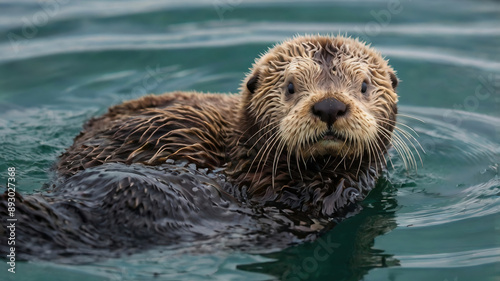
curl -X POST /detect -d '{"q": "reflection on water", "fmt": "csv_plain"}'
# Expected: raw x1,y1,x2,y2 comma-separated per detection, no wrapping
239,178,399,281
0,0,499,280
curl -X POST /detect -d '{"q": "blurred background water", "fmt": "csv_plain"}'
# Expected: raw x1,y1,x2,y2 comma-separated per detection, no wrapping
0,0,499,280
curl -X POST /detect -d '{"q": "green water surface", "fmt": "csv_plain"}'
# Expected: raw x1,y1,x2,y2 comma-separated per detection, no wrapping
0,0,499,280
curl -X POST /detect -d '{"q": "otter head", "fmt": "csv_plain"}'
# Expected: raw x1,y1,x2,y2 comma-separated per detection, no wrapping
241,35,398,169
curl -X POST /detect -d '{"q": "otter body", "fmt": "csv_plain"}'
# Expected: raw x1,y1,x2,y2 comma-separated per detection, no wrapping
1,35,399,259
58,91,239,177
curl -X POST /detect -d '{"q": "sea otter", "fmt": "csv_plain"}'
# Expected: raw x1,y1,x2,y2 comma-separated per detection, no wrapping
1,35,399,259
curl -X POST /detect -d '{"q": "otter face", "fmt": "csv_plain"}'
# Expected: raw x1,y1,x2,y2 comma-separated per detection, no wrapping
243,35,398,166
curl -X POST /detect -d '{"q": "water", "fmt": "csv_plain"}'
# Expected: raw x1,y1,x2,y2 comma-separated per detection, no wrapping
0,0,499,280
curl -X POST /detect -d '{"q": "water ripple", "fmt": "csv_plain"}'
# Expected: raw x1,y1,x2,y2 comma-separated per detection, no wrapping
397,247,500,268
2,24,500,71
397,177,500,227
379,47,500,71
392,107,500,228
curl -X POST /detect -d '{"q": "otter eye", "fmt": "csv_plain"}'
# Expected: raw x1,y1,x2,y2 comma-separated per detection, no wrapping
287,82,295,95
361,81,368,94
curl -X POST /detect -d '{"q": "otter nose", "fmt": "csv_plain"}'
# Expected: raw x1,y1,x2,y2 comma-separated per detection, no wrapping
312,98,347,127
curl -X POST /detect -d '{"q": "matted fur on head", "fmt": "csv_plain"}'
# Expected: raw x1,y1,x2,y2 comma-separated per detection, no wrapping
240,35,399,178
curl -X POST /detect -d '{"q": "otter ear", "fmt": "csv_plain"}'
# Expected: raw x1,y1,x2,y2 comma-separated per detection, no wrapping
389,71,398,89
246,73,259,94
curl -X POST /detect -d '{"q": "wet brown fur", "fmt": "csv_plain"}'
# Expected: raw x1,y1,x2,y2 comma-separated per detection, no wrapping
57,35,399,219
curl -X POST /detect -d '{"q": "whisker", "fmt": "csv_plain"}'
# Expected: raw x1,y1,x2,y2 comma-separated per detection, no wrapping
379,126,416,170
333,139,351,172
255,131,283,185
378,122,421,167
287,146,293,179
245,121,281,151
396,113,426,123
322,155,333,170
392,129,424,169
373,131,393,170
272,138,287,187
378,117,425,154
376,117,424,171
245,129,280,180
356,137,364,177
377,126,410,170
366,137,375,173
